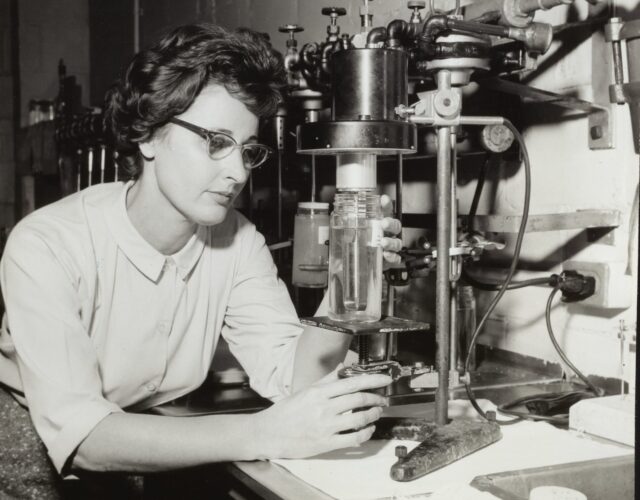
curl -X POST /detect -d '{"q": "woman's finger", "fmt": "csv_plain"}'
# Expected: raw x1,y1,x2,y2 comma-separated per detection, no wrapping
320,374,392,398
381,217,402,235
331,406,383,434
329,391,389,414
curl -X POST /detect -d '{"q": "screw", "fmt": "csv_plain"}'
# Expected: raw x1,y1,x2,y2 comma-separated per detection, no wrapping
395,445,408,458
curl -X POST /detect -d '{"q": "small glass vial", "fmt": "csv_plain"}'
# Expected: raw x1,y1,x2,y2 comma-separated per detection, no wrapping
457,285,477,372
328,191,383,322
292,202,330,288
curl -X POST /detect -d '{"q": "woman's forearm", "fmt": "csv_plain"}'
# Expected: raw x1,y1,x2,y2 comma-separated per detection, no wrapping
73,411,265,473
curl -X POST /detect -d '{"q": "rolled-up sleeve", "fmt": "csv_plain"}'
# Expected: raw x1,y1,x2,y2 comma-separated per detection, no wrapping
221,216,303,401
0,226,123,474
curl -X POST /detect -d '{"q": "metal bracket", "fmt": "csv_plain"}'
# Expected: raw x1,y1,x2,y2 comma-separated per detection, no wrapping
479,77,614,150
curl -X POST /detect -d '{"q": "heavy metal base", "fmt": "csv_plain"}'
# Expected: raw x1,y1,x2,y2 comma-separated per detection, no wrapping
299,315,431,336
372,417,502,482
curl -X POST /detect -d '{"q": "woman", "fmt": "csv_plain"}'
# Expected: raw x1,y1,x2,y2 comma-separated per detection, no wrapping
0,24,403,498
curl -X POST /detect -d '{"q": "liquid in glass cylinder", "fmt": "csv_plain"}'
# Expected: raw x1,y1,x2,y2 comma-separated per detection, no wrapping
328,193,382,322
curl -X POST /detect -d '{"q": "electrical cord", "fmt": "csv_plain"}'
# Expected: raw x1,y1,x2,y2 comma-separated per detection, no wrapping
463,119,530,426
462,269,554,291
495,285,603,425
463,148,549,292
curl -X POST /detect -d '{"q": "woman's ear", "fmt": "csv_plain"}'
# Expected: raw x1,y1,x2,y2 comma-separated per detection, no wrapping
139,141,155,162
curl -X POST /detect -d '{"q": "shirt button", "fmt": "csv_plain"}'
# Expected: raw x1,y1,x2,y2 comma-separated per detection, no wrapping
146,383,157,392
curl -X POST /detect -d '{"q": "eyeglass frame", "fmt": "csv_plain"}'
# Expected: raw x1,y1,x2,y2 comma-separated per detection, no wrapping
168,117,274,169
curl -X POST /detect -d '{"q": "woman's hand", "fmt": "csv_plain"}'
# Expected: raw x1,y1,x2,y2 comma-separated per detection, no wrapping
254,372,391,459
380,194,403,266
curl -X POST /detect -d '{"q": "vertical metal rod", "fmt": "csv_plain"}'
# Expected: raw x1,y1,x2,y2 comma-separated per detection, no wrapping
449,130,458,377
76,149,82,191
113,151,119,182
87,147,94,187
435,70,452,426
396,153,403,223
99,145,106,184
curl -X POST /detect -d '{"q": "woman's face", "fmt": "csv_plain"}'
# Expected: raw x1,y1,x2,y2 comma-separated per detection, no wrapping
147,84,259,226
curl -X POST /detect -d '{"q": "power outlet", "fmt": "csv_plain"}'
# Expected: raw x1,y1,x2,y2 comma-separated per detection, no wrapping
562,261,633,309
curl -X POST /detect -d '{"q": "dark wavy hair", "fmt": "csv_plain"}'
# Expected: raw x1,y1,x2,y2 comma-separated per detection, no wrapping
104,24,285,178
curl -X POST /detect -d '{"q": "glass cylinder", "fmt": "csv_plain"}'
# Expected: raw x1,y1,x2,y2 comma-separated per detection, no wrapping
328,192,383,322
292,202,330,288
457,285,477,372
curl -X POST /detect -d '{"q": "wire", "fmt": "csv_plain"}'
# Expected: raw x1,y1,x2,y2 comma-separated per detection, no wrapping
544,286,602,395
464,153,548,292
467,153,491,233
462,269,554,291
494,286,602,425
463,119,530,426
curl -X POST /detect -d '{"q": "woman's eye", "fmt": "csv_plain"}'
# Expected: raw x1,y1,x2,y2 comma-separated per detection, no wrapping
209,135,232,153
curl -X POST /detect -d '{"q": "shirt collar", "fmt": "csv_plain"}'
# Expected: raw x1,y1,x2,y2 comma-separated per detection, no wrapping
104,181,206,282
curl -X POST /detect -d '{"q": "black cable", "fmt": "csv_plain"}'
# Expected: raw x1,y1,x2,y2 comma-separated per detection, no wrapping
467,153,491,232
494,286,602,425
544,286,602,395
463,151,547,292
462,269,554,291
463,119,530,426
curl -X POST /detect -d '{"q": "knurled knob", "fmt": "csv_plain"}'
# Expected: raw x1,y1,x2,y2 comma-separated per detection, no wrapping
321,7,347,16
278,24,304,34
408,1,426,8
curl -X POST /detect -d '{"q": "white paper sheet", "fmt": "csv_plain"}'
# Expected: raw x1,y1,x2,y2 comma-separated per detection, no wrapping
271,400,633,500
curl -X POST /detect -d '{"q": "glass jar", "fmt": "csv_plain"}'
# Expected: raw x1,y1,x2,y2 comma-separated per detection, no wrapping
328,192,383,322
292,202,330,288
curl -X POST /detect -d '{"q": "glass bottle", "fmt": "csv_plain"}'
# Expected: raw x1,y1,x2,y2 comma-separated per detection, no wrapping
292,202,330,288
328,191,383,322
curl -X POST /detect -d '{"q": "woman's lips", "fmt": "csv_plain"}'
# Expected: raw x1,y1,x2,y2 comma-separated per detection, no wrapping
208,191,233,204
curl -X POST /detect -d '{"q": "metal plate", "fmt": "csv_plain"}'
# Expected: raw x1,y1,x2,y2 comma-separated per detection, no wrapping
300,315,431,336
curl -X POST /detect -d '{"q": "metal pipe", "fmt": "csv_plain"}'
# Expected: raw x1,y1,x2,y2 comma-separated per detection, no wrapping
87,147,94,187
449,131,458,379
396,153,404,224
99,145,106,184
435,71,453,426
76,149,82,191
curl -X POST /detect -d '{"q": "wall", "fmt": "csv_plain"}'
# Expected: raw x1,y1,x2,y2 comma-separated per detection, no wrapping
211,0,638,386
18,0,90,124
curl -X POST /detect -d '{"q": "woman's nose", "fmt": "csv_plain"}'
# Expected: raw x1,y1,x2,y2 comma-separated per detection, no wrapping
225,149,249,183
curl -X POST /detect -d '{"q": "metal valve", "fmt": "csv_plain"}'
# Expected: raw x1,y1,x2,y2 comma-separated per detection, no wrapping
278,24,304,49
407,1,426,23
322,7,347,41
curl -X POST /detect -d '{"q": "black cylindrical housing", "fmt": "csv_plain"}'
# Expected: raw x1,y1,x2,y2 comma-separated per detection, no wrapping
332,49,408,121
